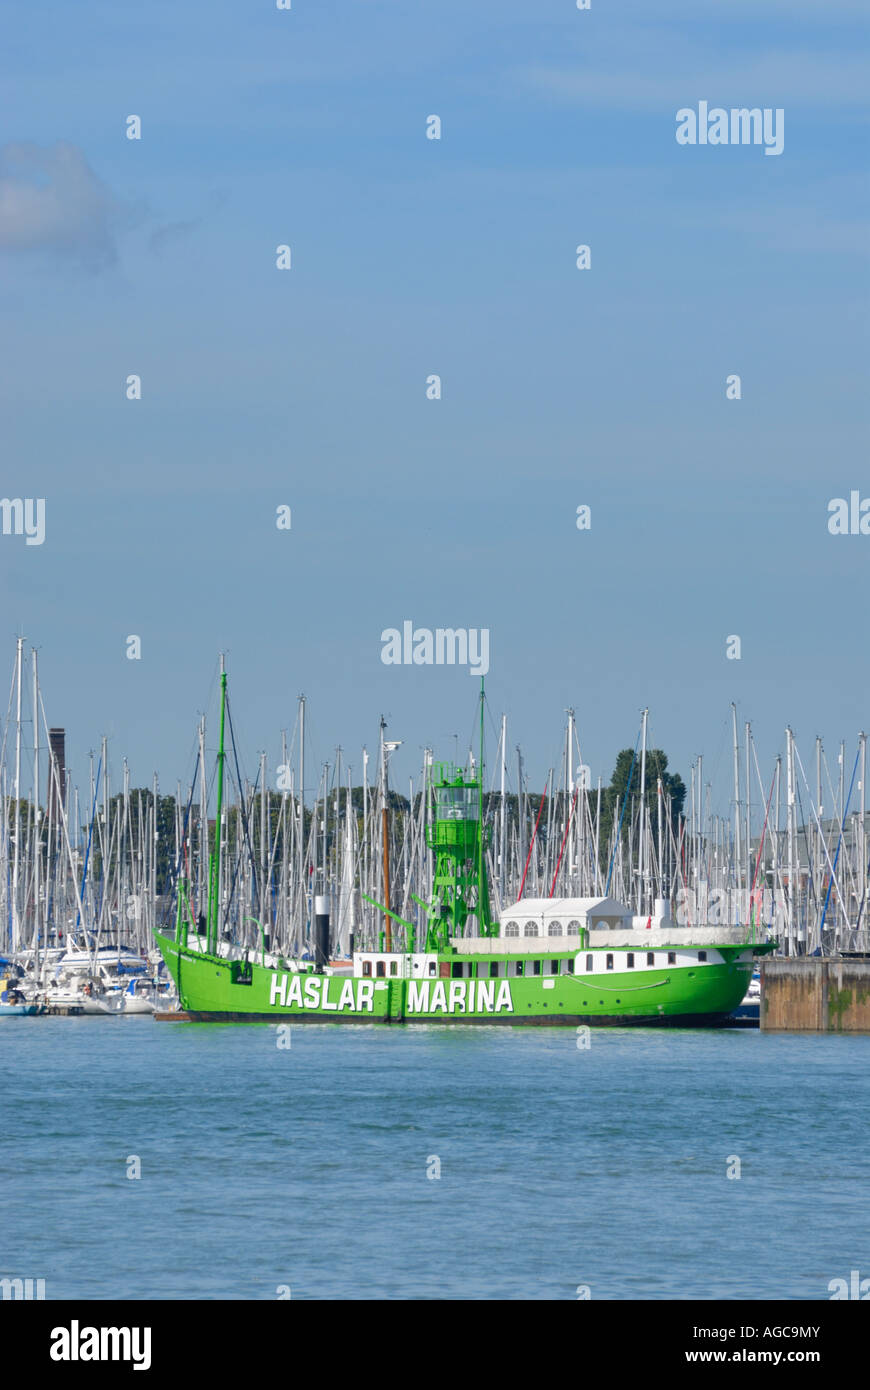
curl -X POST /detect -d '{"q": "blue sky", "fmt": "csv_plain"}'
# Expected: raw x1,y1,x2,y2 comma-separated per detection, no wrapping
0,0,868,817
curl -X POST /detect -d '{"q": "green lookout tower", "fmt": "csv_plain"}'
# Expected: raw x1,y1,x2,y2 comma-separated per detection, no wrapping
423,762,496,951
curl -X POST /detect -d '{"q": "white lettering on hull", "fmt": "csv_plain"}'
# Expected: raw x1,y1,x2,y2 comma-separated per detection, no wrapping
267,973,516,1016
429,981,447,1012
268,974,376,1013
405,979,514,1015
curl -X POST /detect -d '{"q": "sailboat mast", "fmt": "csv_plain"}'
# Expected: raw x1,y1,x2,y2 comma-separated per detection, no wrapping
12,635,23,952
207,659,227,955
32,647,40,966
731,704,741,903
382,801,391,951
638,707,648,915
745,722,752,900
856,733,861,917
298,695,305,947
499,713,507,908
478,677,485,933
786,726,796,955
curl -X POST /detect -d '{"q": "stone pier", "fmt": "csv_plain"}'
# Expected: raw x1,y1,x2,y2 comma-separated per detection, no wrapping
761,958,870,1032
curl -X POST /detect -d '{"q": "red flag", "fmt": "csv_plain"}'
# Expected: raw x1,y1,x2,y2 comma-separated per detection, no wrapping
645,915,652,929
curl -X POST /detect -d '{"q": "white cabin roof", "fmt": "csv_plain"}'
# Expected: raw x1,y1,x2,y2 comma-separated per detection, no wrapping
499,896,631,924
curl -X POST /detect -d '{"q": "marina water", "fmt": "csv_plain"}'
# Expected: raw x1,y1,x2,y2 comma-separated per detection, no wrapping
2,1019,868,1301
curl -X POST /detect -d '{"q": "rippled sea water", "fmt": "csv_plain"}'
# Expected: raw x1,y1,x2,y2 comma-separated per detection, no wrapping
2,1017,868,1300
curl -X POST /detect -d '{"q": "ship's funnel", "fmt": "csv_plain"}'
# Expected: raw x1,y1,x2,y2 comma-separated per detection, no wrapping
314,894,330,967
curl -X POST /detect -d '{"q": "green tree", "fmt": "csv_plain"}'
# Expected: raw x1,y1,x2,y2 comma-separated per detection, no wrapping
599,748,686,868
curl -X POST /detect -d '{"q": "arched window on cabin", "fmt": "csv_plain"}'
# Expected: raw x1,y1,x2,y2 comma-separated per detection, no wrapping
504,921,519,937
547,923,561,937
567,920,581,935
523,923,539,937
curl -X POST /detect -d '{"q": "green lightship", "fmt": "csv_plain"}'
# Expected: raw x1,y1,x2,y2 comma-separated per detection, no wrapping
155,673,774,1024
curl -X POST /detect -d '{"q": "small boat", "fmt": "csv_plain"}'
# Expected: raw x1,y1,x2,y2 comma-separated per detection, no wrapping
44,973,119,1015
730,970,761,1025
0,976,41,1016
107,976,175,1015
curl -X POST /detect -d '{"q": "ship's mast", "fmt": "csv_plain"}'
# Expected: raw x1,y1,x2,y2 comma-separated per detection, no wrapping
207,657,227,955
478,678,485,931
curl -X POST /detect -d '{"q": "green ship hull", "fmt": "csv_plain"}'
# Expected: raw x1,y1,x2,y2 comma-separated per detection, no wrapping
155,932,765,1026
158,670,774,1028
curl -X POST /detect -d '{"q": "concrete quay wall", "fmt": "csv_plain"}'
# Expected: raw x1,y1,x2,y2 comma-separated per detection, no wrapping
761,958,870,1032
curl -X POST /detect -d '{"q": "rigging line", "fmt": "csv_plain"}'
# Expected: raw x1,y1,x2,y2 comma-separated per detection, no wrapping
163,751,200,921
224,764,265,940
481,689,504,764
746,764,776,935
279,701,302,776
224,694,261,913
665,815,691,929
793,776,817,914
550,785,579,897
820,745,860,938
853,837,870,931
793,742,845,918
0,650,19,769
820,748,841,838
75,754,101,932
821,747,860,905
703,710,733,820
518,775,548,900
604,725,642,898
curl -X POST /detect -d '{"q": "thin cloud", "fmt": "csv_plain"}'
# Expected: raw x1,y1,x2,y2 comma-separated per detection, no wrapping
148,217,201,256
0,140,135,268
519,49,870,113
148,189,226,257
